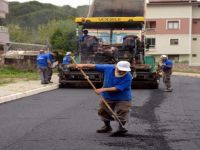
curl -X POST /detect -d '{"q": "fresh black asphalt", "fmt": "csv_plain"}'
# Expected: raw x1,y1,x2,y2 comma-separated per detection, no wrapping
0,75,200,150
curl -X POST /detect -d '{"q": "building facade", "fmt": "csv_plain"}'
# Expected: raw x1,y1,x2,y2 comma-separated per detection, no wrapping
0,0,9,52
146,0,200,66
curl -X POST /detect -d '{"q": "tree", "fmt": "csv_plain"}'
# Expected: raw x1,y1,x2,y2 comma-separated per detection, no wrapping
8,24,31,43
50,20,77,52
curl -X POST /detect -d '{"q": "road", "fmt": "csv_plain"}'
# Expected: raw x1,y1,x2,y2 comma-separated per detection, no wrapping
0,76,200,150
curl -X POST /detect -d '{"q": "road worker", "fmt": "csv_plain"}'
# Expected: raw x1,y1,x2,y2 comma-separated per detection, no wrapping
76,61,133,134
159,55,173,92
46,51,58,83
62,52,72,65
36,50,50,84
80,29,89,42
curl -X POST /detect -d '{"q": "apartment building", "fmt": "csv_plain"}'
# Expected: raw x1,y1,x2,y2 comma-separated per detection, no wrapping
0,0,9,52
146,0,200,66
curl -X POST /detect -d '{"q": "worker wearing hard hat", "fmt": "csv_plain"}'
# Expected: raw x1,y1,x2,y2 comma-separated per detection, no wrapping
160,55,173,92
62,52,72,65
76,61,133,135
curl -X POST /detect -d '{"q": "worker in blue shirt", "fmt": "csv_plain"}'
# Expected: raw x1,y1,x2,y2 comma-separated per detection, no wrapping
80,29,89,42
62,52,72,65
160,55,173,92
62,52,72,72
46,51,58,83
76,61,133,134
36,50,50,84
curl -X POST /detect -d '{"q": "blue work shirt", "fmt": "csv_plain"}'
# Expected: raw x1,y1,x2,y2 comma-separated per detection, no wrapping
162,59,173,71
80,34,89,42
62,55,71,65
47,52,55,64
95,64,133,101
37,53,49,67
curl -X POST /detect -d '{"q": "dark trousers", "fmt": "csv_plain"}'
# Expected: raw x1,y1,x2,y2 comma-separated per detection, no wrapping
38,66,49,84
47,67,53,82
98,99,132,123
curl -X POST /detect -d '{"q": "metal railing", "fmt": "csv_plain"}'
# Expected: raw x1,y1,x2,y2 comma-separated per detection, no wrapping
0,26,8,32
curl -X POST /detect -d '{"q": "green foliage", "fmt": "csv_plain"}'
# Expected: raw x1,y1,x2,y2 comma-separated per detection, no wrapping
0,66,38,85
8,24,31,42
76,5,89,17
7,1,88,28
0,66,38,79
37,20,62,44
50,29,65,49
6,1,89,52
50,20,77,52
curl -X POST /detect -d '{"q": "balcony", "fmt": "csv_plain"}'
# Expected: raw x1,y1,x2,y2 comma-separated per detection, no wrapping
0,26,9,44
146,28,156,31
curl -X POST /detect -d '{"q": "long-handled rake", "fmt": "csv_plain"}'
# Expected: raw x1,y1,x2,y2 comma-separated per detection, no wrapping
70,56,125,128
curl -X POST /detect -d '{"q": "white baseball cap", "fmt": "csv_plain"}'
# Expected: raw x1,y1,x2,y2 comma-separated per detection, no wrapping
116,61,131,72
160,55,167,59
66,52,71,55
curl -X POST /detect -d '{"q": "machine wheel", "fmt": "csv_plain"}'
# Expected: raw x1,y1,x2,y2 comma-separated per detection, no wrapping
151,83,159,89
59,83,65,88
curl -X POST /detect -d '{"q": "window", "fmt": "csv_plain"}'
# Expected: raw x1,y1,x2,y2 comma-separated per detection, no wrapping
170,39,179,45
146,38,156,48
193,38,197,41
146,21,156,30
168,55,179,62
0,45,4,51
167,21,179,29
192,54,197,57
193,21,198,24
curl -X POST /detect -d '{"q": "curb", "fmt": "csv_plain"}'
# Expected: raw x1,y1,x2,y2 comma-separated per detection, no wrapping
173,72,200,78
0,84,59,104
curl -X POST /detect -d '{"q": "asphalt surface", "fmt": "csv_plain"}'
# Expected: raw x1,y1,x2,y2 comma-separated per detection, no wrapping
0,76,200,150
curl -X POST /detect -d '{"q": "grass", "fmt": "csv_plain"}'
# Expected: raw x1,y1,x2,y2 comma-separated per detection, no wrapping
0,66,39,85
173,63,200,74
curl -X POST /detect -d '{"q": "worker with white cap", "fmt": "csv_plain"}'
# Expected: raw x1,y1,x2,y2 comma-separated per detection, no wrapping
160,55,173,92
76,61,133,135
62,52,72,65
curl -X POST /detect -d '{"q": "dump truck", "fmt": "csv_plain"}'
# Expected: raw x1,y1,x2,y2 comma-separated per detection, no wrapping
58,0,159,88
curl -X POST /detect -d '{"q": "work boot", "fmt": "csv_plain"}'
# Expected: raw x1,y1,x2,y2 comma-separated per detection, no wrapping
164,88,173,92
111,121,128,136
96,125,112,133
113,125,128,135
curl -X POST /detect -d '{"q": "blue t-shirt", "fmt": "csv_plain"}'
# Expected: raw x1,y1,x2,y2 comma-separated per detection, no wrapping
95,64,133,101
80,34,89,42
62,55,71,65
47,53,55,63
37,53,49,67
163,59,173,71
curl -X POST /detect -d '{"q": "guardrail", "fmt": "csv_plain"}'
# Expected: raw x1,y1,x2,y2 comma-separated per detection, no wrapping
0,26,8,32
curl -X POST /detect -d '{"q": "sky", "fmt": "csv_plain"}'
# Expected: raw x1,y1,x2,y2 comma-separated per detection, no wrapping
7,0,91,8
7,0,200,7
